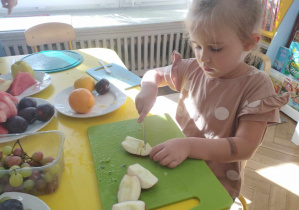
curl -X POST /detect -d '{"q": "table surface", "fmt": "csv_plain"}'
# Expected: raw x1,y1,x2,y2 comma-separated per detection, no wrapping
0,48,232,210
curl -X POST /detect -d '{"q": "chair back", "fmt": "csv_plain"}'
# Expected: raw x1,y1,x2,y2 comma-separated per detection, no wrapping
24,22,76,52
252,51,271,76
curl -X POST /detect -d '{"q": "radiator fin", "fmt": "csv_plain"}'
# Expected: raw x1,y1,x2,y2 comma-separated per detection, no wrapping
2,28,194,76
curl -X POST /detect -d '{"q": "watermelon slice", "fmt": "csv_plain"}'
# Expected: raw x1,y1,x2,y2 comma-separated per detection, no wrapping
0,124,8,134
10,72,37,96
0,91,18,103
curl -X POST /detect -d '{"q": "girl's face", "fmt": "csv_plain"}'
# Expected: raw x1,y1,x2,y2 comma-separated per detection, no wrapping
190,28,250,79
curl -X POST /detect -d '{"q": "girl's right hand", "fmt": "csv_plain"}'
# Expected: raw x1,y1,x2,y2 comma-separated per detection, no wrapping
135,84,158,123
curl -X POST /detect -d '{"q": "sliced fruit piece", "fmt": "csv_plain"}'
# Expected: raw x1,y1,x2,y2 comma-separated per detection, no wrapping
0,91,18,103
117,174,141,203
1,95,17,117
0,79,13,92
112,200,145,210
0,110,7,123
122,136,152,156
10,72,37,96
127,163,158,189
0,124,8,134
0,101,11,119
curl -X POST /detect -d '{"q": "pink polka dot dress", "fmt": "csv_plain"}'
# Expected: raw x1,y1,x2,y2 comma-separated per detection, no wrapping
163,51,289,198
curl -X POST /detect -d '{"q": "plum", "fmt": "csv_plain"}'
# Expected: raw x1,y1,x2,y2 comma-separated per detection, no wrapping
5,116,28,133
95,79,110,95
18,97,37,110
35,104,54,122
18,107,36,124
0,199,23,210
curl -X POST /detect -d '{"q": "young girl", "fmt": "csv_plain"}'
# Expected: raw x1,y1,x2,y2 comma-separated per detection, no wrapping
135,0,289,199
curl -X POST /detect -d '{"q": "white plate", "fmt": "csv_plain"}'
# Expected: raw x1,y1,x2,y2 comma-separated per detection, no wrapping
53,83,127,118
0,71,51,100
0,98,55,143
0,192,50,210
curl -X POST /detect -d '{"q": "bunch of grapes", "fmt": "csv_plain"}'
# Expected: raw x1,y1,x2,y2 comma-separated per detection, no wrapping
0,140,62,195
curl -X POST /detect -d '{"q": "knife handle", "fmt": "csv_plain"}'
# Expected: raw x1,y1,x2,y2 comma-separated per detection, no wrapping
98,59,111,74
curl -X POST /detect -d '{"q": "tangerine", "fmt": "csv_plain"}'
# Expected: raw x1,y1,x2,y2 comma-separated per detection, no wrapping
74,76,95,92
68,88,95,114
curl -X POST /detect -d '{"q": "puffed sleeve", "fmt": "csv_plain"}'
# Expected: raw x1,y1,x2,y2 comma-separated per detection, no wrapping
238,92,290,124
164,51,198,92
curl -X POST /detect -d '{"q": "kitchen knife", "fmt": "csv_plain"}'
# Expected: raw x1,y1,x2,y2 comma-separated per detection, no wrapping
142,119,146,149
98,59,111,74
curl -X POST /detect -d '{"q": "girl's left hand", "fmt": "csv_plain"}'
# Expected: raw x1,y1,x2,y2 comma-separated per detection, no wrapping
150,138,190,168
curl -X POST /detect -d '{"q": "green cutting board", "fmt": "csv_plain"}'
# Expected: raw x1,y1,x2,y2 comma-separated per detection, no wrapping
87,114,233,210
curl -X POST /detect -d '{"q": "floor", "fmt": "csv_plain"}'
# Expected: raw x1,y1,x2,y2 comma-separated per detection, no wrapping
232,112,299,210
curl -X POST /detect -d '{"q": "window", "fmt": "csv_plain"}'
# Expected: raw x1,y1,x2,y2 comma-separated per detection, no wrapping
1,0,190,14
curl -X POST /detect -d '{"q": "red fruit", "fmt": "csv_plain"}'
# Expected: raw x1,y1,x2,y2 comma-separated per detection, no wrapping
31,151,43,162
41,156,55,166
13,148,23,157
0,101,11,119
10,72,37,96
0,124,8,134
6,156,22,167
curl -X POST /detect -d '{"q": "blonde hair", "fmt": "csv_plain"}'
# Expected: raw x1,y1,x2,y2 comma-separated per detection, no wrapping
185,0,263,63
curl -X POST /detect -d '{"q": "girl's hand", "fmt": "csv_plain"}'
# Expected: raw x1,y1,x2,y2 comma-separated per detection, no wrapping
1,0,17,14
150,138,190,168
135,84,158,123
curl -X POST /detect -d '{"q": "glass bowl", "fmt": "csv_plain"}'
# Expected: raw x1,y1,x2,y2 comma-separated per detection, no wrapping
0,130,64,195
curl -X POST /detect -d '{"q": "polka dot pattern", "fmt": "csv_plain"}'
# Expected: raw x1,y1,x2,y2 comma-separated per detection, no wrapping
247,100,261,108
226,170,240,181
214,107,229,120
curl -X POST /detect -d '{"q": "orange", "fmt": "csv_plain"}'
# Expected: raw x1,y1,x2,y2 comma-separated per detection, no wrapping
74,76,95,92
68,88,95,114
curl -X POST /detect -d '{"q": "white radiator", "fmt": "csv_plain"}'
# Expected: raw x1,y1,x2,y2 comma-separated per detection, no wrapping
0,22,194,76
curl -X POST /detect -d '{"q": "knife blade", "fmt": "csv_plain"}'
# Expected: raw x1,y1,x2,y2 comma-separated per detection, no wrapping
98,59,111,74
142,119,146,149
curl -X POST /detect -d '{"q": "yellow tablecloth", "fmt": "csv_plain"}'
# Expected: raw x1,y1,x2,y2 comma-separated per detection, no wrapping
0,48,232,210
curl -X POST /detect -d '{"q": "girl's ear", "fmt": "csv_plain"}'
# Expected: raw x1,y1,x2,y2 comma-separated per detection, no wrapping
244,33,261,51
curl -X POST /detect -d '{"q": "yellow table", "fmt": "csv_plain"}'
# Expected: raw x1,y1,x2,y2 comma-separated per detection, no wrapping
0,48,232,210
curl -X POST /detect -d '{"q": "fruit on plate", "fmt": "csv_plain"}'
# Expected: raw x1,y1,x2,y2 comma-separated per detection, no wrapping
127,163,158,189
0,198,23,210
122,136,152,156
74,76,95,92
35,104,55,122
11,60,34,78
68,88,95,114
5,116,28,133
0,91,18,123
112,200,146,210
10,72,37,96
95,78,110,95
117,174,141,203
0,79,13,92
18,97,37,110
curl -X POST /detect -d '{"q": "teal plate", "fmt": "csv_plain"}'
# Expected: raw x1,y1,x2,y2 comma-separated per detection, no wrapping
21,50,83,73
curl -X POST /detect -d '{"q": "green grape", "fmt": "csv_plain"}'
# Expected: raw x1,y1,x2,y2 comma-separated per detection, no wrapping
9,173,23,187
9,165,20,176
2,146,12,156
0,166,5,178
44,172,53,183
20,167,32,178
23,179,34,190
49,164,60,175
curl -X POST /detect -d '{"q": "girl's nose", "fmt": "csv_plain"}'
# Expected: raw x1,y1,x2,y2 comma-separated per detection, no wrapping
198,49,210,63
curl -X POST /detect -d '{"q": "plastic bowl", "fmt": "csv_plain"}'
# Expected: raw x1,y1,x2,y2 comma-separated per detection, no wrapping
0,130,64,195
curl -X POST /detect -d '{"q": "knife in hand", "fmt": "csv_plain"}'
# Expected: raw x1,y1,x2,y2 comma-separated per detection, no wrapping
98,59,111,74
142,119,146,149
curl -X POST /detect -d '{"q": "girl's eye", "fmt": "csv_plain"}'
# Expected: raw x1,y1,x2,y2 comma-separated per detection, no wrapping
210,47,222,52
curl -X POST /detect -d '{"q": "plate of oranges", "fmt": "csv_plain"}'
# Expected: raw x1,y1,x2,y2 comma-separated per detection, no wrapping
53,76,127,118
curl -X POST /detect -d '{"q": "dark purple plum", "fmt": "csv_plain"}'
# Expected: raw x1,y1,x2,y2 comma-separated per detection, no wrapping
18,107,37,124
35,104,54,122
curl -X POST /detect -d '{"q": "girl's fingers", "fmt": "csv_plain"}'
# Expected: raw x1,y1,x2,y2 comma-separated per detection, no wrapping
167,160,179,168
149,144,165,160
158,156,173,166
